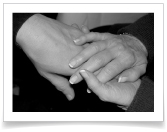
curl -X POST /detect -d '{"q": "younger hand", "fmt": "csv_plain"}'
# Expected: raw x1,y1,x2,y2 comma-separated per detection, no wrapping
16,14,89,100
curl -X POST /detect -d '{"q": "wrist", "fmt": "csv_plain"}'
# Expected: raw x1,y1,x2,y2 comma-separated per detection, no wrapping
16,14,42,47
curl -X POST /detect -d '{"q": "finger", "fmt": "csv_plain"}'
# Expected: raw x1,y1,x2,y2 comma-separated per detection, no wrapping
69,67,102,85
69,41,107,68
82,43,90,48
97,55,134,83
81,25,90,34
39,71,75,100
80,70,141,106
79,70,109,101
118,64,147,83
73,32,108,45
71,23,80,29
69,49,116,84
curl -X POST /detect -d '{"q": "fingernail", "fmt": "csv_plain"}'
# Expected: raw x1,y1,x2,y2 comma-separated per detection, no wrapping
69,60,76,68
67,95,73,100
87,88,91,93
80,70,89,78
118,77,127,83
73,39,80,44
69,75,78,84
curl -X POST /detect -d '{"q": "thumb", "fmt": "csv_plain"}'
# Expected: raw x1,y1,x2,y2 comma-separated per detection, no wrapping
39,70,75,101
80,70,141,106
79,70,108,101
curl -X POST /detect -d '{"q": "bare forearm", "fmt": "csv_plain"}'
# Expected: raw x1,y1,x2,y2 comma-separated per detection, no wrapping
16,14,84,76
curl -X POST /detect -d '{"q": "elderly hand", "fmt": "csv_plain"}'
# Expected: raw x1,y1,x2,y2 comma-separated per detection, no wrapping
16,14,88,100
79,69,141,107
69,32,148,84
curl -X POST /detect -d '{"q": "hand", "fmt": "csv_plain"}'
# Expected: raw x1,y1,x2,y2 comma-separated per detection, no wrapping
16,14,88,100
69,32,148,84
79,69,141,106
71,23,90,34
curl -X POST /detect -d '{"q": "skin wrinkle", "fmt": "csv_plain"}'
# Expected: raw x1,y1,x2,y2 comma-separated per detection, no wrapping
106,80,136,106
70,31,143,105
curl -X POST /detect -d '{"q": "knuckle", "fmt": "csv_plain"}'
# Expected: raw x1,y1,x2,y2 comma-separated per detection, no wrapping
90,32,96,39
94,32,99,36
102,62,121,76
131,70,138,79
122,51,135,66
92,44,100,52
75,54,85,63
94,57,104,65
105,33,111,37
103,67,113,76
127,54,135,64
117,44,125,51
89,56,104,67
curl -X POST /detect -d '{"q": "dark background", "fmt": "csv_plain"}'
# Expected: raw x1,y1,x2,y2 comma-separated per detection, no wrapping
13,13,153,112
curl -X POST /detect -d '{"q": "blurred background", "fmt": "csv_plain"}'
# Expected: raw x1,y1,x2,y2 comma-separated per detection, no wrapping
57,13,147,29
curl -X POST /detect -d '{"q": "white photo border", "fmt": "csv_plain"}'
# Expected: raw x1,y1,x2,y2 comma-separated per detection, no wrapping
3,3,163,121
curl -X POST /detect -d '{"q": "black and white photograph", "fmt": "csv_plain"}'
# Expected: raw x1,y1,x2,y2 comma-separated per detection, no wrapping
3,3,163,122
13,13,154,112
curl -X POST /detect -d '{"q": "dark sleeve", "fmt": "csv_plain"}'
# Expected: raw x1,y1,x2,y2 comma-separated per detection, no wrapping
13,13,35,43
127,77,154,112
117,13,154,64
116,14,154,112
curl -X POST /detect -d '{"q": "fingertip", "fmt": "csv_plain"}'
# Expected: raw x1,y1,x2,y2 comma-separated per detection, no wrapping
67,94,74,101
73,39,80,44
80,70,105,101
69,73,83,84
69,63,73,68
80,69,101,89
118,77,127,83
66,89,75,101
80,70,89,78
69,75,78,84
118,68,140,83
73,36,85,45
69,59,78,68
69,79,74,85
87,88,92,93
81,25,90,34
69,62,75,68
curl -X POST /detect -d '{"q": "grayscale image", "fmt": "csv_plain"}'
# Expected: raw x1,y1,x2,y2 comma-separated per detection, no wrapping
13,13,154,112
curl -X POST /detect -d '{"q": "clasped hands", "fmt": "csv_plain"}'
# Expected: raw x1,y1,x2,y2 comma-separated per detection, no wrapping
16,14,147,108
69,25,147,106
